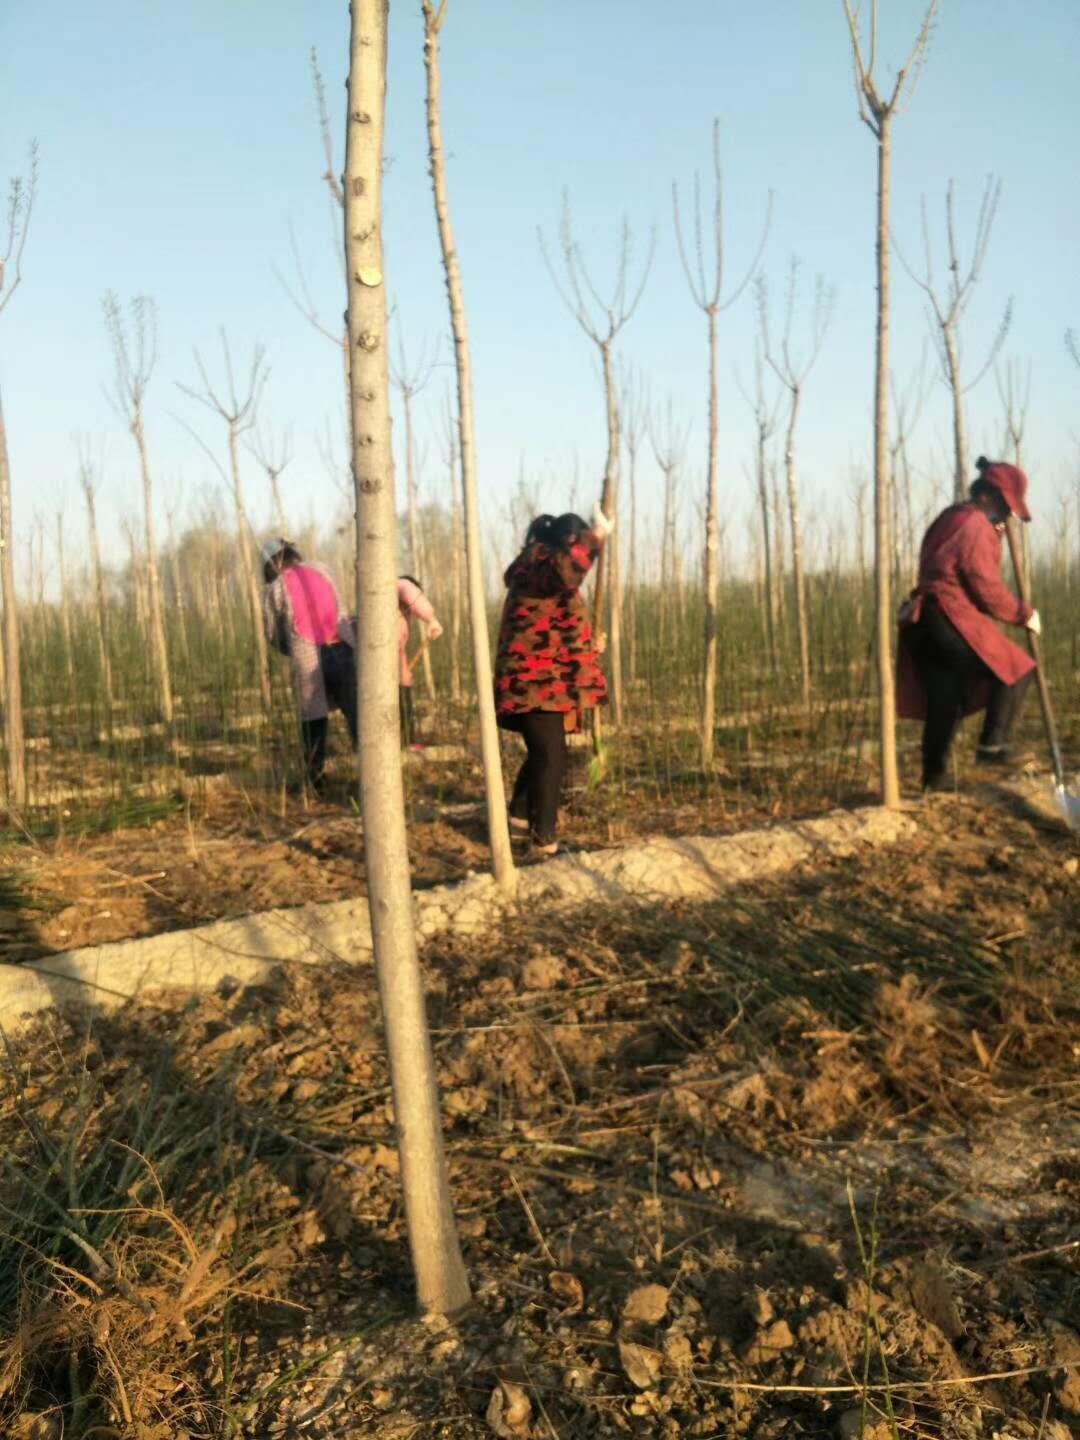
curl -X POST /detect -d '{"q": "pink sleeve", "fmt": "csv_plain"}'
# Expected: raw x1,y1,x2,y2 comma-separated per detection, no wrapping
959,521,1031,626
398,577,435,623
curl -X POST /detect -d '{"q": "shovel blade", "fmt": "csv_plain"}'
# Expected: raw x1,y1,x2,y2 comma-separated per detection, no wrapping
1052,781,1080,834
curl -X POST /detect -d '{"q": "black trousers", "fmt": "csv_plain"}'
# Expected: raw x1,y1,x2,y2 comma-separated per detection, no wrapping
503,711,567,845
906,602,1031,787
300,642,358,786
399,685,415,747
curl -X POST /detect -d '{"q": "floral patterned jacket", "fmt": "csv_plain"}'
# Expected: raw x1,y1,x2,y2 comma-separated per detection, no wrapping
494,530,607,721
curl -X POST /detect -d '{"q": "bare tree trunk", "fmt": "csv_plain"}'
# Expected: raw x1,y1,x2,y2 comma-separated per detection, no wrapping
0,389,26,808
82,470,114,717
673,123,770,763
873,122,900,805
228,425,272,713
783,387,811,707
449,447,463,704
900,446,917,588
594,340,621,719
402,385,436,699
627,439,638,684
756,433,778,678
423,0,516,893
349,0,470,1316
771,462,787,646
606,473,623,722
842,0,936,808
132,419,173,722
701,308,720,764
943,328,968,503
28,526,44,708
659,465,676,649
164,503,191,671
56,514,77,713
124,520,149,644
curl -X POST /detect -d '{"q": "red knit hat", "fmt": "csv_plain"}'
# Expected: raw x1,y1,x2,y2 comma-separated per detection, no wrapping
975,456,1031,523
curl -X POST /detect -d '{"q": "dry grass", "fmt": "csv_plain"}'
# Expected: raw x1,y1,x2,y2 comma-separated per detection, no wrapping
1,791,1077,1437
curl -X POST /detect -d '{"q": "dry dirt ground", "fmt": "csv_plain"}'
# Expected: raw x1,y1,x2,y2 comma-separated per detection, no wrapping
1,785,1078,1440
0,739,855,962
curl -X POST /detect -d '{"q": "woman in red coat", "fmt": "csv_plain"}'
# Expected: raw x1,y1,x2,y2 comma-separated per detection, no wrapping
897,456,1040,791
494,506,611,854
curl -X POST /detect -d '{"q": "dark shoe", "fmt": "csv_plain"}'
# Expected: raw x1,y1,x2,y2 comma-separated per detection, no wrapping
975,744,1034,769
922,772,952,793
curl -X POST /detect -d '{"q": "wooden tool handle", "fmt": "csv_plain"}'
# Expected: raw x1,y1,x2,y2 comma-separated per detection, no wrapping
1004,518,1066,787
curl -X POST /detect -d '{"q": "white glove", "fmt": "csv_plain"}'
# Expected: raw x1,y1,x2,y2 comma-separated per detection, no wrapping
592,502,614,539
426,619,444,641
1025,608,1041,636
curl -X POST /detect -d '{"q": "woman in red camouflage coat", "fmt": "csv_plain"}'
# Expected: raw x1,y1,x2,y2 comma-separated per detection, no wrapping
897,457,1040,792
495,506,612,854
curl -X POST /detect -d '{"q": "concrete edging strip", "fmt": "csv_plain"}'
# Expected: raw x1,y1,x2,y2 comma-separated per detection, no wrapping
0,806,916,1027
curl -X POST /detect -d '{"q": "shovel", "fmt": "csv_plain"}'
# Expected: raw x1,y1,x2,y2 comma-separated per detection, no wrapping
1004,518,1080,832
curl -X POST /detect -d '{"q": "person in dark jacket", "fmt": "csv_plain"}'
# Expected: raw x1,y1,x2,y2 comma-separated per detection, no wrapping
897,457,1039,791
494,505,612,854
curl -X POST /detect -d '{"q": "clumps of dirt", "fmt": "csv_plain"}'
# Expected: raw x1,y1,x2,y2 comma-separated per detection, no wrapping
0,782,492,961
1,791,1077,1437
0,727,885,965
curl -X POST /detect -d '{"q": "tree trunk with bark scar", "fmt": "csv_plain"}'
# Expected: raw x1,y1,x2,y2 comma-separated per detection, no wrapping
348,0,471,1316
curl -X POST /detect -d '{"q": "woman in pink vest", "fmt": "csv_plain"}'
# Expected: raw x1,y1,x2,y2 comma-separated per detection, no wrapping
262,539,356,792
897,458,1040,792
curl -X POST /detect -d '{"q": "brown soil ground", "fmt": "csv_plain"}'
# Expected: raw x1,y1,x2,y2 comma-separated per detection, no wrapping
0,732,868,961
2,788,1078,1439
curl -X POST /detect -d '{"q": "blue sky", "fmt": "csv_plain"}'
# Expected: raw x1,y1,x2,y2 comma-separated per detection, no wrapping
2,0,1078,582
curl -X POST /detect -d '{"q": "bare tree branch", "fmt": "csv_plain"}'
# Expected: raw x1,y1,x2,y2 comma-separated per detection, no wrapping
840,0,939,133
994,355,1032,462
177,329,269,435
311,47,344,212
538,193,656,346
0,141,39,318
274,224,345,349
673,120,772,316
759,260,835,393
102,292,159,428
